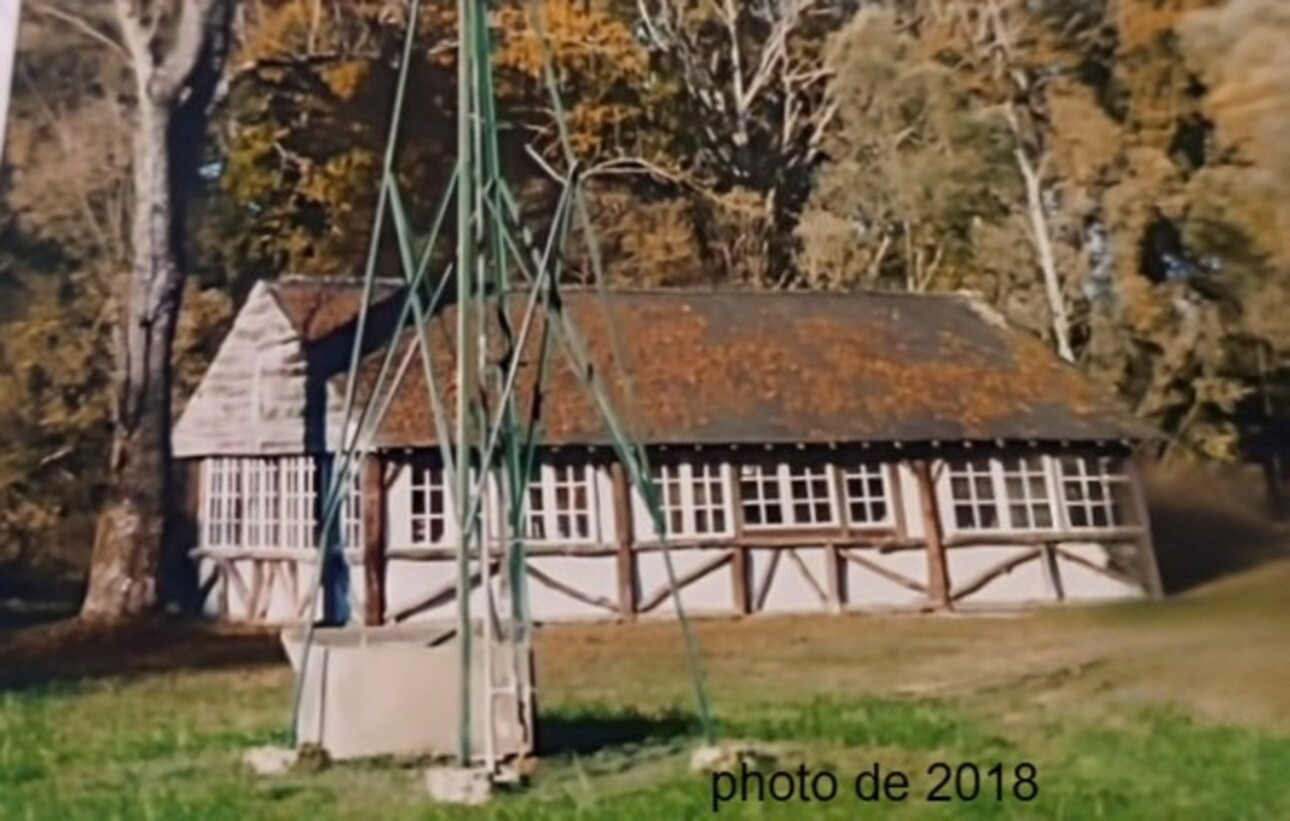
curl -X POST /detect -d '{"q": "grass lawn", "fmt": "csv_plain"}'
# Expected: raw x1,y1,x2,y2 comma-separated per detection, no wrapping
2,560,1289,820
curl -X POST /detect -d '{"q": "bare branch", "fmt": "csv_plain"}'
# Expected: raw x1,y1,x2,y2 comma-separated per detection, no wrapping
26,0,132,63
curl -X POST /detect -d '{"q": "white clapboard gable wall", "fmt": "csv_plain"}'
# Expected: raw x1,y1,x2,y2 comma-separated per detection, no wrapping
174,281,355,458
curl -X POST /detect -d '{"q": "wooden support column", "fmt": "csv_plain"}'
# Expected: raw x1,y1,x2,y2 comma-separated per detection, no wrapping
362,453,388,625
827,465,851,613
912,459,952,610
1125,457,1165,599
610,462,638,620
731,474,752,615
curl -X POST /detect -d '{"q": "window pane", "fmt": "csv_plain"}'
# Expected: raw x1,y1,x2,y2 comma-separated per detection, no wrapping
1034,506,1053,528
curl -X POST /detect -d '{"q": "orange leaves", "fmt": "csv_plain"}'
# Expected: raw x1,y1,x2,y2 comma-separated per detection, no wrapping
321,61,372,101
493,0,647,81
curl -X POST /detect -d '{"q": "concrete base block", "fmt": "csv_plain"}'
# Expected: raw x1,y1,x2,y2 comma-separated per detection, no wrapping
281,622,535,763
689,743,780,774
424,766,494,805
243,746,299,777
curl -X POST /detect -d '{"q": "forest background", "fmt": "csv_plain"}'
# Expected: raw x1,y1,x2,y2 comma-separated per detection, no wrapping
0,0,1286,585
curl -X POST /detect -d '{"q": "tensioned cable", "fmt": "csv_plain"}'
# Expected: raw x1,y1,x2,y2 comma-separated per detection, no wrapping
519,0,717,743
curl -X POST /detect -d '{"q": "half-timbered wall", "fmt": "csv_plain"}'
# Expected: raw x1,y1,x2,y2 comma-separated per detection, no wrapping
187,445,1159,626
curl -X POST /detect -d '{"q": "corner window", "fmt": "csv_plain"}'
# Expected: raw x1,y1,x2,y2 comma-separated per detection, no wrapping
200,456,322,549
1058,456,1132,529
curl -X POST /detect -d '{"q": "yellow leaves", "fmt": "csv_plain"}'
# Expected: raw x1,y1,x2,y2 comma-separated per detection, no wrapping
322,61,372,102
494,0,647,81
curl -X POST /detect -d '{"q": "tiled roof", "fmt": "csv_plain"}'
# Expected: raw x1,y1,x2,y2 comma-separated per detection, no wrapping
326,287,1151,447
267,275,406,342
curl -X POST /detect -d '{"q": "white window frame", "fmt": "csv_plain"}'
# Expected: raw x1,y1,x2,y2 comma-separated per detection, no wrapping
635,461,735,541
1056,455,1134,531
939,455,1062,534
1000,455,1058,531
738,462,839,530
280,456,316,549
840,463,895,528
200,456,319,549
339,461,363,549
201,457,241,548
523,463,605,545
406,457,452,547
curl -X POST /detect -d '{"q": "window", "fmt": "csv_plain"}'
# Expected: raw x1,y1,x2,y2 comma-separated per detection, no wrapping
739,463,837,529
341,463,363,549
280,457,316,548
1002,456,1054,529
409,458,449,545
947,458,999,530
947,457,1056,531
201,456,321,549
646,462,732,539
525,464,596,543
202,458,243,547
243,459,280,548
842,464,891,526
1058,456,1132,529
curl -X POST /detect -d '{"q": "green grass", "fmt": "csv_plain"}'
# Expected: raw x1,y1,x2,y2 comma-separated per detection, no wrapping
2,685,1289,819
2,561,1290,820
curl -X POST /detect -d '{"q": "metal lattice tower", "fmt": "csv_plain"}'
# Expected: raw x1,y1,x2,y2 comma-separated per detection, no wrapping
289,0,717,773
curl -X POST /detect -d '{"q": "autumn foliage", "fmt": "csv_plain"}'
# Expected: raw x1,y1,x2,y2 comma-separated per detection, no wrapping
1,0,1287,580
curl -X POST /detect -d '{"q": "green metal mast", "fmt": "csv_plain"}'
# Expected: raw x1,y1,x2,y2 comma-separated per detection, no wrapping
292,0,719,772
453,0,479,766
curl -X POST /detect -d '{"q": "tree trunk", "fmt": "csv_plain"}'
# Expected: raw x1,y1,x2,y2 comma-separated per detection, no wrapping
1012,136,1074,363
81,99,184,621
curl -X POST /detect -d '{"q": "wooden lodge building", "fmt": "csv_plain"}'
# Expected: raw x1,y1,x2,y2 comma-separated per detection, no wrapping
172,277,1163,626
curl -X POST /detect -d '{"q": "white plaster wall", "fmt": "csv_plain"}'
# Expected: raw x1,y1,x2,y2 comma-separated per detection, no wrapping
749,547,832,614
948,546,1056,605
895,463,927,539
525,555,620,622
842,549,930,609
1055,543,1145,601
636,549,736,618
174,283,314,458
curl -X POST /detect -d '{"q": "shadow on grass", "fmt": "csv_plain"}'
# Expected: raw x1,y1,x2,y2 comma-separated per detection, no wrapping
1145,467,1290,595
537,704,697,757
0,617,285,692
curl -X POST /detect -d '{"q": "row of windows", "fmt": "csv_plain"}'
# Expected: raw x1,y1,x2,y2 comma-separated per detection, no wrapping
199,457,362,549
944,456,1132,532
198,455,1134,550
396,455,1131,546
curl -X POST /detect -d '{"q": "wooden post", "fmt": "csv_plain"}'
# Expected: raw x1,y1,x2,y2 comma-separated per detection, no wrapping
1040,542,1065,602
912,459,952,610
362,453,387,625
827,465,851,613
731,470,752,615
610,462,637,620
1125,457,1165,599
